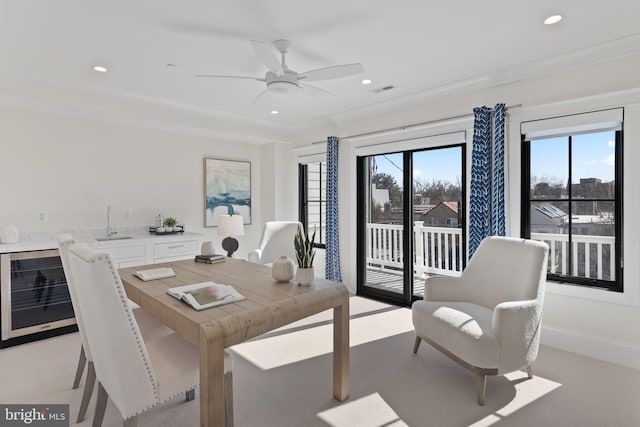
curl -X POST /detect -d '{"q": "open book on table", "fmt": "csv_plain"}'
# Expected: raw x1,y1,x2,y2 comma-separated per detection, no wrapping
166,281,246,311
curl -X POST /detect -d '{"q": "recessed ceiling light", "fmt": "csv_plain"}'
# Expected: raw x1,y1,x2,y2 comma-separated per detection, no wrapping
544,14,563,25
270,110,279,115
93,66,107,73
361,79,372,85
166,63,178,68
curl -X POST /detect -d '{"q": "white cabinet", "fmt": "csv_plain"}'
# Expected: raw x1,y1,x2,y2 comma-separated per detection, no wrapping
153,240,199,263
100,243,147,268
90,234,201,268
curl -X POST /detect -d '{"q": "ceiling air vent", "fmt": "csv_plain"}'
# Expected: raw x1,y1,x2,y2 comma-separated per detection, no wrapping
371,84,397,93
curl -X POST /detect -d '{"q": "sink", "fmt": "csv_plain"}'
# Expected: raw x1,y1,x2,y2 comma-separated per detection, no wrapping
95,235,134,241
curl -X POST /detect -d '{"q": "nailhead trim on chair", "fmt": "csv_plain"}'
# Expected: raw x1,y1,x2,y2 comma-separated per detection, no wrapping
89,254,160,418
104,254,160,407
80,248,202,417
106,253,200,416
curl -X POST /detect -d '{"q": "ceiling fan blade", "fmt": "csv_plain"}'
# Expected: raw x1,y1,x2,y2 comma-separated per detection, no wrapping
252,88,271,104
194,74,266,82
301,83,337,98
250,40,284,76
299,63,364,82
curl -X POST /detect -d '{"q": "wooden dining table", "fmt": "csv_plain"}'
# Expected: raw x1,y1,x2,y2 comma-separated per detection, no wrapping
119,257,350,427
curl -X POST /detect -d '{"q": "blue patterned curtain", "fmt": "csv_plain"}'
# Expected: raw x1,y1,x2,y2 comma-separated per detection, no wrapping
469,107,491,257
469,103,507,258
325,136,342,282
491,103,506,236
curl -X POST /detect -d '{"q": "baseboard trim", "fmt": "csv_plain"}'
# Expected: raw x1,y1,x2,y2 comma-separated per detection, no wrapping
542,325,640,370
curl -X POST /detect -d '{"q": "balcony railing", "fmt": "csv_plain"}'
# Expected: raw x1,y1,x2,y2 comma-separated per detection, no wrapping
531,232,616,280
366,222,463,278
366,224,615,281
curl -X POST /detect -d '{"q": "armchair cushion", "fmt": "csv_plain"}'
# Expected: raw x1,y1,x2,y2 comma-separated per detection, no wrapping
413,301,498,369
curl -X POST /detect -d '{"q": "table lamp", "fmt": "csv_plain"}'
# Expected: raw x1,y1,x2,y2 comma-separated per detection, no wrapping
218,214,244,257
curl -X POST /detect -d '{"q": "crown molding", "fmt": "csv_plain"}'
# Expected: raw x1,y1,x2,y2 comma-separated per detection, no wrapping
1,33,639,145
0,62,295,144
289,34,640,143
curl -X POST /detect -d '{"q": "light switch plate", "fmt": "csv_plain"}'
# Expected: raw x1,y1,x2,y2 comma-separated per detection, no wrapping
37,211,48,223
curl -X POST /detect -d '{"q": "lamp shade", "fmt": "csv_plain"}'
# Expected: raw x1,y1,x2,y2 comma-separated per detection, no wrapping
217,214,245,237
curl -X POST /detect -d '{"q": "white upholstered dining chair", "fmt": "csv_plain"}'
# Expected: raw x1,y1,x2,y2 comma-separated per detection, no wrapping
412,236,549,405
58,235,173,423
247,221,302,265
64,242,234,427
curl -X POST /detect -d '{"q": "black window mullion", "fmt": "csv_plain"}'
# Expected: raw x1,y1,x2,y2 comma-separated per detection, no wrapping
319,162,324,246
567,135,573,277
615,130,623,288
298,164,308,228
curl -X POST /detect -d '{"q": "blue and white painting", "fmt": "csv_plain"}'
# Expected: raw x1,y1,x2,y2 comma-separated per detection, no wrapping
204,158,251,227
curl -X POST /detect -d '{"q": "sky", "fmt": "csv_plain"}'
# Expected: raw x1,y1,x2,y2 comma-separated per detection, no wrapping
530,131,615,184
373,146,462,188
372,130,615,188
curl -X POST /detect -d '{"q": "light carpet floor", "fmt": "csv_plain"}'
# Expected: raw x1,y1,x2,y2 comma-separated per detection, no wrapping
1,296,639,427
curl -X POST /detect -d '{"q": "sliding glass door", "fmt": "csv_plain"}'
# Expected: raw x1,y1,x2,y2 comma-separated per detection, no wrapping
357,144,465,305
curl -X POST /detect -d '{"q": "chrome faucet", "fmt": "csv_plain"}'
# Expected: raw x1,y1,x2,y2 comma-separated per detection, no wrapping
106,206,117,237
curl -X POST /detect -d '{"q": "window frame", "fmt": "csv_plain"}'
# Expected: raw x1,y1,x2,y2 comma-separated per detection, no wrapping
520,129,623,292
298,161,327,249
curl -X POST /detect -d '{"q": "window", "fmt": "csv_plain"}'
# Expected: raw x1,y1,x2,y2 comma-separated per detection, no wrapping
521,109,623,291
299,161,326,248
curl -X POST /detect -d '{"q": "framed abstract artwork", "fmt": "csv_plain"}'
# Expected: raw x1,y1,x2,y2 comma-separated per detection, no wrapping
203,158,251,227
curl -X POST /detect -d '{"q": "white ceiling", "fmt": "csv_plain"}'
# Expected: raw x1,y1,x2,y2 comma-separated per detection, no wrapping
1,1,639,144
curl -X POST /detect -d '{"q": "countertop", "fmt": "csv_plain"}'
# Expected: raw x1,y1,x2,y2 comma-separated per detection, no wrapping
0,226,204,253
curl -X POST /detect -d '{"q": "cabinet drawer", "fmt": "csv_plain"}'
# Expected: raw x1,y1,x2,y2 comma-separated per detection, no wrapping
153,240,198,258
115,259,147,268
102,244,147,260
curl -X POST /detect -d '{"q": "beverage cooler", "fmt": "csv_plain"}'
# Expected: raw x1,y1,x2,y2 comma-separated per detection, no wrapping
1,249,76,348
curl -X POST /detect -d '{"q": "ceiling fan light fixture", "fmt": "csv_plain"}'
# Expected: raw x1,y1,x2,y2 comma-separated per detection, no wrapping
267,80,299,94
265,70,300,94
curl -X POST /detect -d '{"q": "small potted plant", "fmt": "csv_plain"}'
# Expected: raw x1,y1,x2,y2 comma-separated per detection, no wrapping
163,216,178,232
294,225,316,286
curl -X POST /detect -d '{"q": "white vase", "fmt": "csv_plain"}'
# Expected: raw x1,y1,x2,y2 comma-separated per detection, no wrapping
201,241,215,256
272,256,295,283
296,267,314,286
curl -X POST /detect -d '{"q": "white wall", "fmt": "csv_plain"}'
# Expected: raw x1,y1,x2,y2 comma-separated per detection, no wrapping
259,142,298,223
292,54,640,369
0,107,281,258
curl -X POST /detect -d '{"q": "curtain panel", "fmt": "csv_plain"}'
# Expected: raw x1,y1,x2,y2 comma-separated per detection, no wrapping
325,136,343,282
469,103,506,258
469,107,491,257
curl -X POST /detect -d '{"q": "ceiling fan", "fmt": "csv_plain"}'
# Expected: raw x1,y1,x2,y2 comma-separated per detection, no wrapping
195,39,364,102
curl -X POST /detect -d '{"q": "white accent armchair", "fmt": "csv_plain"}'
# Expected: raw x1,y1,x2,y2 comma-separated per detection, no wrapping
412,236,549,405
247,221,303,265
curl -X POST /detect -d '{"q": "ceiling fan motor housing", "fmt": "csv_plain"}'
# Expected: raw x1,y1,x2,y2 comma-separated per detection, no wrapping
266,71,299,93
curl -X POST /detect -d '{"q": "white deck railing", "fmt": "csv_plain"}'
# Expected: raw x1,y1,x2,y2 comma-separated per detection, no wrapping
531,232,616,280
366,224,614,281
366,222,463,277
